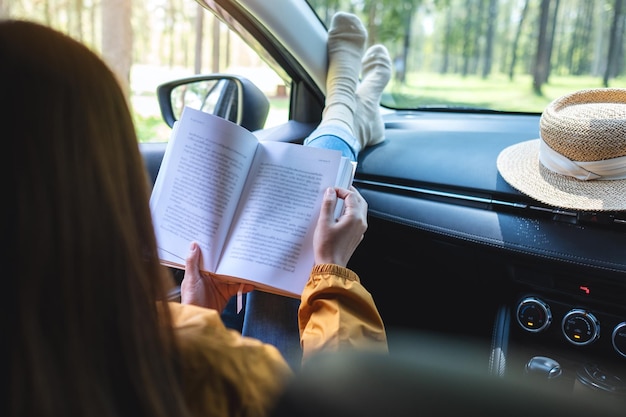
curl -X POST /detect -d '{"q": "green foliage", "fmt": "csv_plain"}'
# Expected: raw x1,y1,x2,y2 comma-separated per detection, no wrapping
132,96,291,143
134,113,172,143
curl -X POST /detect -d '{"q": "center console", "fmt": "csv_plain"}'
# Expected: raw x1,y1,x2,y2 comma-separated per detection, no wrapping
491,265,626,403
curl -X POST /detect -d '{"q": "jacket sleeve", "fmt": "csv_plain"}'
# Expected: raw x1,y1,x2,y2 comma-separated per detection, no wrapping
298,264,388,363
169,302,293,417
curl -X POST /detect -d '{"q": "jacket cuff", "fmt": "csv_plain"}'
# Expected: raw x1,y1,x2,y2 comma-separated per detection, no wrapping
310,264,360,283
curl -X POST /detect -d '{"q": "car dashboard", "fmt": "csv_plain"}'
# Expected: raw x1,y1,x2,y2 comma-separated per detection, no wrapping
348,109,626,399
142,0,626,406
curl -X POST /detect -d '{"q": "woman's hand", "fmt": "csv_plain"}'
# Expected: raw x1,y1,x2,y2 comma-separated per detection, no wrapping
313,186,368,267
180,241,254,312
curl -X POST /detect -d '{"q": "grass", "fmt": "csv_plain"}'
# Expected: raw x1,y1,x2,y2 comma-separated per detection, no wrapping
386,72,626,113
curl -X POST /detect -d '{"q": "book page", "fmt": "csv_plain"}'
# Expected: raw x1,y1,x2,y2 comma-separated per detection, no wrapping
149,108,259,271
216,141,345,297
333,159,358,219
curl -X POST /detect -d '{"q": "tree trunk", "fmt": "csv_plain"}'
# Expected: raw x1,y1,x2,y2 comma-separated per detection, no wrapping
194,3,204,74
604,0,624,86
440,2,452,74
461,0,474,77
482,0,498,78
399,1,413,84
71,0,84,41
533,0,551,95
508,0,530,80
542,0,560,84
101,0,132,98
212,14,220,73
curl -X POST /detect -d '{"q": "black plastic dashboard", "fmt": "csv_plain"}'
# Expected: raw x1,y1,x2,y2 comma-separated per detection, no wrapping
349,110,626,400
355,111,626,274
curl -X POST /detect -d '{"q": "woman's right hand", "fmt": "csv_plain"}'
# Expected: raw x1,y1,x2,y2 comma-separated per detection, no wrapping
180,242,253,312
312,186,368,267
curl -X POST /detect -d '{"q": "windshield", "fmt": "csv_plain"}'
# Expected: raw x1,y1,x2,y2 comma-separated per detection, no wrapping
307,0,626,114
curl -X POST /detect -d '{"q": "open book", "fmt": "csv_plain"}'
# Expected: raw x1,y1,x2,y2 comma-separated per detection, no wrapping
149,107,356,298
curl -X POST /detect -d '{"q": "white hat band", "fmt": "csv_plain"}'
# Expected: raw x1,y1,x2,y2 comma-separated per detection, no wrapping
538,138,626,181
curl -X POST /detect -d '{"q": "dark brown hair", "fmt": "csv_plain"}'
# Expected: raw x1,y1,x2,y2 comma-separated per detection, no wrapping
2,19,190,417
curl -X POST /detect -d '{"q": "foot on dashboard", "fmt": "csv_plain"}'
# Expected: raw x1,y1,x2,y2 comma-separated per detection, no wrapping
354,44,392,150
321,12,367,135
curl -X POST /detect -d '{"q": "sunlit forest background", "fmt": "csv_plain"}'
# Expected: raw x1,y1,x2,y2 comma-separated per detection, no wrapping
310,0,626,111
314,0,626,87
2,0,626,140
1,0,270,141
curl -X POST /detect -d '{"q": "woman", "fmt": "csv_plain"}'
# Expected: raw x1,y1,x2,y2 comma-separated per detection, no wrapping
5,18,191,417
4,13,388,417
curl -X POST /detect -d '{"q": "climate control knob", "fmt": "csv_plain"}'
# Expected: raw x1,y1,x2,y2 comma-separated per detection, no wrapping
516,297,551,333
562,309,600,346
612,322,626,358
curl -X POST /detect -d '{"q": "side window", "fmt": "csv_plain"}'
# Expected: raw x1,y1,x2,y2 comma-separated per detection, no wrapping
4,4,290,143
131,17,291,143
201,21,291,131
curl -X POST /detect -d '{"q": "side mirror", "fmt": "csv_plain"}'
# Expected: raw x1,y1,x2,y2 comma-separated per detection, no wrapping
156,74,270,131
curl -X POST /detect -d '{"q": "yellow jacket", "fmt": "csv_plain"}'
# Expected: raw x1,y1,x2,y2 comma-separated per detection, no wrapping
171,263,387,417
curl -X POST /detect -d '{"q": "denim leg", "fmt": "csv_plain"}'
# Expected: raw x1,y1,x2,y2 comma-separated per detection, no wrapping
242,291,302,370
303,125,359,162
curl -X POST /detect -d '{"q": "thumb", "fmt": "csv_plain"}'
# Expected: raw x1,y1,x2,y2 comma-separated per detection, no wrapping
185,241,201,273
318,187,338,225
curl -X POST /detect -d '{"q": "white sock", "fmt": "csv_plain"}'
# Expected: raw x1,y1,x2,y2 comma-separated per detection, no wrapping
354,44,392,150
319,12,367,135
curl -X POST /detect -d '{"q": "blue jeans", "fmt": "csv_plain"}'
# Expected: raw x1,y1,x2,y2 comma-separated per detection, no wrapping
229,127,358,370
302,125,358,162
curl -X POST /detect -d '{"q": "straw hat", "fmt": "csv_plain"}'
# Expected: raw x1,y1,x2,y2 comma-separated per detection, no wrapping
496,88,626,211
